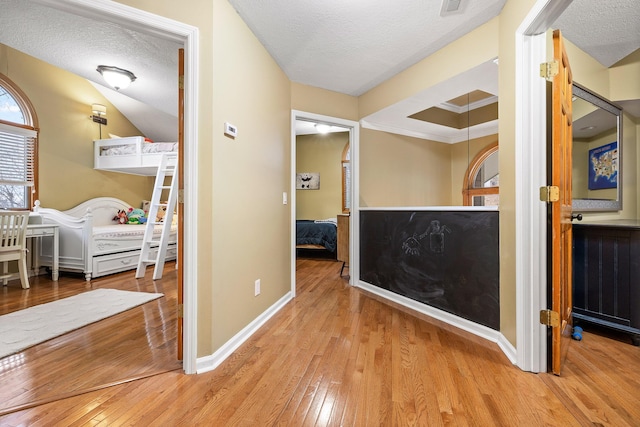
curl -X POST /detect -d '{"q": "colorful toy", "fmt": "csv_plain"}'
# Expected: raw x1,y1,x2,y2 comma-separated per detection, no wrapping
113,209,128,224
572,326,583,341
127,208,147,224
156,206,167,222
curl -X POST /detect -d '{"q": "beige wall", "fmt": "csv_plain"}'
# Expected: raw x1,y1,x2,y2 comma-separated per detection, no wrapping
0,44,152,210
359,129,453,207
296,132,348,220
610,49,640,103
291,83,359,121
210,0,291,353
113,0,293,356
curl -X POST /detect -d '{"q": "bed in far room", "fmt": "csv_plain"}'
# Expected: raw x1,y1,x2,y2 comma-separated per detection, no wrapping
296,218,338,256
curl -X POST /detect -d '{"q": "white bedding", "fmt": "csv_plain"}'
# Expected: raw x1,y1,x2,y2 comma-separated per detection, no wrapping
93,223,177,239
35,197,178,280
100,142,177,156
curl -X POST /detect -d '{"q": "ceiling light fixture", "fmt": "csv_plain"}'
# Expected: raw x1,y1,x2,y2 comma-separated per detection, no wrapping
315,124,331,134
96,65,137,91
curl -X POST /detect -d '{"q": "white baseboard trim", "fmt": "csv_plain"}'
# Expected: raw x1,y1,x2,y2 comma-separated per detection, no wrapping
356,281,517,364
497,332,518,364
196,291,293,374
195,282,519,375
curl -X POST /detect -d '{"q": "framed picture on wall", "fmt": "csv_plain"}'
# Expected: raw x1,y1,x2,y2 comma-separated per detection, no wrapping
588,141,618,190
296,172,320,190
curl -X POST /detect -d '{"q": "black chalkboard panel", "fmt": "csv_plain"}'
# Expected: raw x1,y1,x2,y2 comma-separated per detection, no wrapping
360,210,500,330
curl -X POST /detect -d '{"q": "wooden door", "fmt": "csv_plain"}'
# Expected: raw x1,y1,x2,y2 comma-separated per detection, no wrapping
177,48,185,360
549,29,573,375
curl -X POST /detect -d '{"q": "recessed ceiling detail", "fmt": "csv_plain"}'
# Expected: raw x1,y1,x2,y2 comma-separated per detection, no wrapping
409,96,498,130
361,60,499,144
445,90,494,108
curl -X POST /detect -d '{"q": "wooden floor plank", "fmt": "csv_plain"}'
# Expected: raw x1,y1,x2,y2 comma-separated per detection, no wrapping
1,256,639,426
0,263,181,416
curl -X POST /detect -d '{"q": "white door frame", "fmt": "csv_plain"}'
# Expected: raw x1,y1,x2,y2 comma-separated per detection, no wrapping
515,0,572,373
290,111,360,295
36,0,200,374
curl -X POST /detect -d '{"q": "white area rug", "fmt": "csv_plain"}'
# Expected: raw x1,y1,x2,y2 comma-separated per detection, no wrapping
0,289,163,359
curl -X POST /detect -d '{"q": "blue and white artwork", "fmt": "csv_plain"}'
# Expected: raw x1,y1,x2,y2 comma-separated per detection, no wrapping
588,142,617,190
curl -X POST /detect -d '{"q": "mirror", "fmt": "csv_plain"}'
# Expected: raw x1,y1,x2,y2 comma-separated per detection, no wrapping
572,83,623,212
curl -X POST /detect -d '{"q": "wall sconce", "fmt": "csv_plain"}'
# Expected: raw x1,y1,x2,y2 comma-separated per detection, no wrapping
91,103,107,139
96,65,137,91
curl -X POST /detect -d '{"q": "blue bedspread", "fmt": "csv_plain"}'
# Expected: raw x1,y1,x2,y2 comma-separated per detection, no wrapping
296,220,337,252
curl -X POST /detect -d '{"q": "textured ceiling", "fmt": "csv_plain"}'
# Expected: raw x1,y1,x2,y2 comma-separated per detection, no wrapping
0,0,638,142
228,0,507,97
0,0,182,142
553,0,640,68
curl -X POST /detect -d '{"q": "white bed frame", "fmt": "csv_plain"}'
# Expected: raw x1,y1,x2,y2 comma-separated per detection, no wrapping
34,197,177,281
94,136,176,176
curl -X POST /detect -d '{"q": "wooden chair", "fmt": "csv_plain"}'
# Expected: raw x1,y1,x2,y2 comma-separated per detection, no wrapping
0,211,30,289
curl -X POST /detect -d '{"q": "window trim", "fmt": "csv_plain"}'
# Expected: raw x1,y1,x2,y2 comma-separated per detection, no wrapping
341,141,350,213
0,73,39,209
462,141,498,206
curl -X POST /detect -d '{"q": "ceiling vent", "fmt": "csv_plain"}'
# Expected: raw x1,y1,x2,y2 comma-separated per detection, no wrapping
440,0,465,16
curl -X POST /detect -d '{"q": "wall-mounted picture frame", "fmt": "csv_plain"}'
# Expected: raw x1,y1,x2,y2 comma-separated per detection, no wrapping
296,172,320,190
588,141,618,190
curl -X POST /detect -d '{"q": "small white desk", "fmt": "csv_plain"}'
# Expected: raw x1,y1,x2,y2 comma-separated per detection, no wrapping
27,223,59,281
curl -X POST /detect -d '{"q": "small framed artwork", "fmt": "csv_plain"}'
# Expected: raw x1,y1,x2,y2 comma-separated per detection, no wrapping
296,172,320,190
588,141,618,190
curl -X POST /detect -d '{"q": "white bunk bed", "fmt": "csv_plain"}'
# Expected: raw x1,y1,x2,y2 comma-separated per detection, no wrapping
94,136,178,176
34,198,177,281
33,136,179,280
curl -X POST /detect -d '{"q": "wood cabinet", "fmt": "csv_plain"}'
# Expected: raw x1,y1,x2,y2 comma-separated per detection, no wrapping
573,220,640,345
337,214,349,276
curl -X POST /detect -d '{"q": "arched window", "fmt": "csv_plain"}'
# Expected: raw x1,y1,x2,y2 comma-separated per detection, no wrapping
462,142,499,206
0,74,38,209
341,142,350,213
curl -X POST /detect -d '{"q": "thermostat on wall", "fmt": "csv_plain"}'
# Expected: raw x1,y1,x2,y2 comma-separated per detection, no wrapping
224,122,238,138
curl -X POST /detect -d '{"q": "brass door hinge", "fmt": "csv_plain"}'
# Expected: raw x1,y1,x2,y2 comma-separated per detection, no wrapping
540,186,560,203
178,75,184,90
178,189,184,204
540,309,560,327
540,61,559,81
177,303,184,318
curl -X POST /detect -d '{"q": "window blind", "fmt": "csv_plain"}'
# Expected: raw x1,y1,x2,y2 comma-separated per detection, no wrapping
0,122,36,187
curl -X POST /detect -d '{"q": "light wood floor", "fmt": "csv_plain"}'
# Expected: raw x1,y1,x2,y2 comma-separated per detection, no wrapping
0,263,182,415
1,258,639,426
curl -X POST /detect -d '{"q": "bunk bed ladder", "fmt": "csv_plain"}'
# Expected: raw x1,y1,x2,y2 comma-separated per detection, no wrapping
136,153,178,280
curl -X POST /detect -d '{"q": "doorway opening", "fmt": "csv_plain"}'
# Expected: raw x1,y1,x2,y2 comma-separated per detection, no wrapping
290,111,359,296
0,0,199,414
